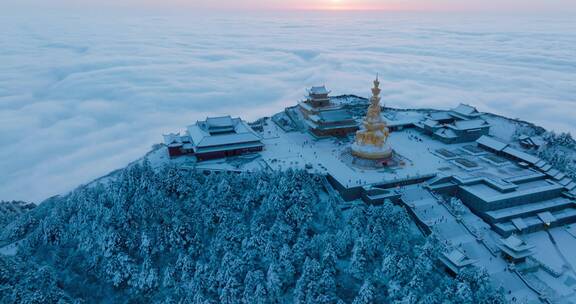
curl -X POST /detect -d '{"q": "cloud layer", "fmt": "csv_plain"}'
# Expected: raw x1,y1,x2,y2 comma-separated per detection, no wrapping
1,11,575,203
5,0,576,12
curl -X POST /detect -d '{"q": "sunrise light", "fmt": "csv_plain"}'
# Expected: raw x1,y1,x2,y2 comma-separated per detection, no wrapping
298,0,402,11
5,0,575,12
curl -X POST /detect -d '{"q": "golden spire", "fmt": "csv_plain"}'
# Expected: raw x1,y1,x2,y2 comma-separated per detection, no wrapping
367,75,383,123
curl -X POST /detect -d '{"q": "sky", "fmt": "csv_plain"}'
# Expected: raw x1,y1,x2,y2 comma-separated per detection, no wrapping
0,7,575,203
4,0,576,12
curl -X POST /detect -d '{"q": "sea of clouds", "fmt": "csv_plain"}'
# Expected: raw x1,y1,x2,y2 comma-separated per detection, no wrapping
1,10,575,203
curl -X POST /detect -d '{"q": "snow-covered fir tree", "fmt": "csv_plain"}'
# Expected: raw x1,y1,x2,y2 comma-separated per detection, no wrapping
0,163,503,303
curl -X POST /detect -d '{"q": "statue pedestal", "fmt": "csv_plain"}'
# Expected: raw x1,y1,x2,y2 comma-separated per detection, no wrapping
340,147,408,170
351,142,393,160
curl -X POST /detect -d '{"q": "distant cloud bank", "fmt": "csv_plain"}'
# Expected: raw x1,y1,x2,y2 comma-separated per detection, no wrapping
0,11,575,203
4,0,576,12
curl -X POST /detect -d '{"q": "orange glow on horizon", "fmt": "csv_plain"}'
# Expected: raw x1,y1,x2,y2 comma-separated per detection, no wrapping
287,0,413,12
9,0,574,13
53,0,485,13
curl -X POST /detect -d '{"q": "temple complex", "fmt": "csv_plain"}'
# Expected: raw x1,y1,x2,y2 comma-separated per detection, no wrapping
298,86,358,137
351,76,393,160
158,77,576,303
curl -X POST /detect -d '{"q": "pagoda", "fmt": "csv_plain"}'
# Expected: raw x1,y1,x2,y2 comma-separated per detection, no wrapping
297,85,358,138
351,76,393,160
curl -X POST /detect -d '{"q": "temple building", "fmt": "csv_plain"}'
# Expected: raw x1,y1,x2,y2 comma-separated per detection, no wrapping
163,116,264,161
497,235,535,263
425,135,576,236
163,133,194,157
518,135,544,150
451,103,483,120
298,86,358,137
351,76,393,160
415,104,491,144
439,249,477,276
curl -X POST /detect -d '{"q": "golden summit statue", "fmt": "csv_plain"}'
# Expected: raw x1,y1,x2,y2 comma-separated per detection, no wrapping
351,76,393,160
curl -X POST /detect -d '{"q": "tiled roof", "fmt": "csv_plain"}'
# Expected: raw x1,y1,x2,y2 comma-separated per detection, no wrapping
308,85,330,95
477,136,509,152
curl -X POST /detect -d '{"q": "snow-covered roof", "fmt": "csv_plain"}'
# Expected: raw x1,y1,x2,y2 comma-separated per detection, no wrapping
385,119,418,128
163,133,183,147
451,119,489,131
477,136,509,152
502,147,540,164
427,111,453,121
518,135,530,140
444,249,477,267
382,113,421,127
187,123,209,145
317,109,354,122
511,218,527,231
461,178,565,207
535,160,547,168
187,117,263,150
197,132,261,148
298,101,342,113
206,116,234,128
553,172,566,180
452,103,481,117
304,119,357,131
547,168,559,177
559,177,572,186
519,135,544,147
486,197,571,222
434,128,458,138
423,119,439,128
537,211,556,225
308,85,330,95
194,141,264,154
440,249,477,274
422,113,489,133
500,235,534,252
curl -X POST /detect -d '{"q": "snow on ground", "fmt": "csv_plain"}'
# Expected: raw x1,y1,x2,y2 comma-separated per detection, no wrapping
551,228,576,273
527,232,566,274
522,228,576,302
259,113,535,192
484,114,524,142
146,107,576,303
401,186,540,303
0,242,19,256
261,123,436,188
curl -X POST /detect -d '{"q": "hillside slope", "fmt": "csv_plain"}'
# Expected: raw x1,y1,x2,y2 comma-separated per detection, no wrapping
0,161,503,303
